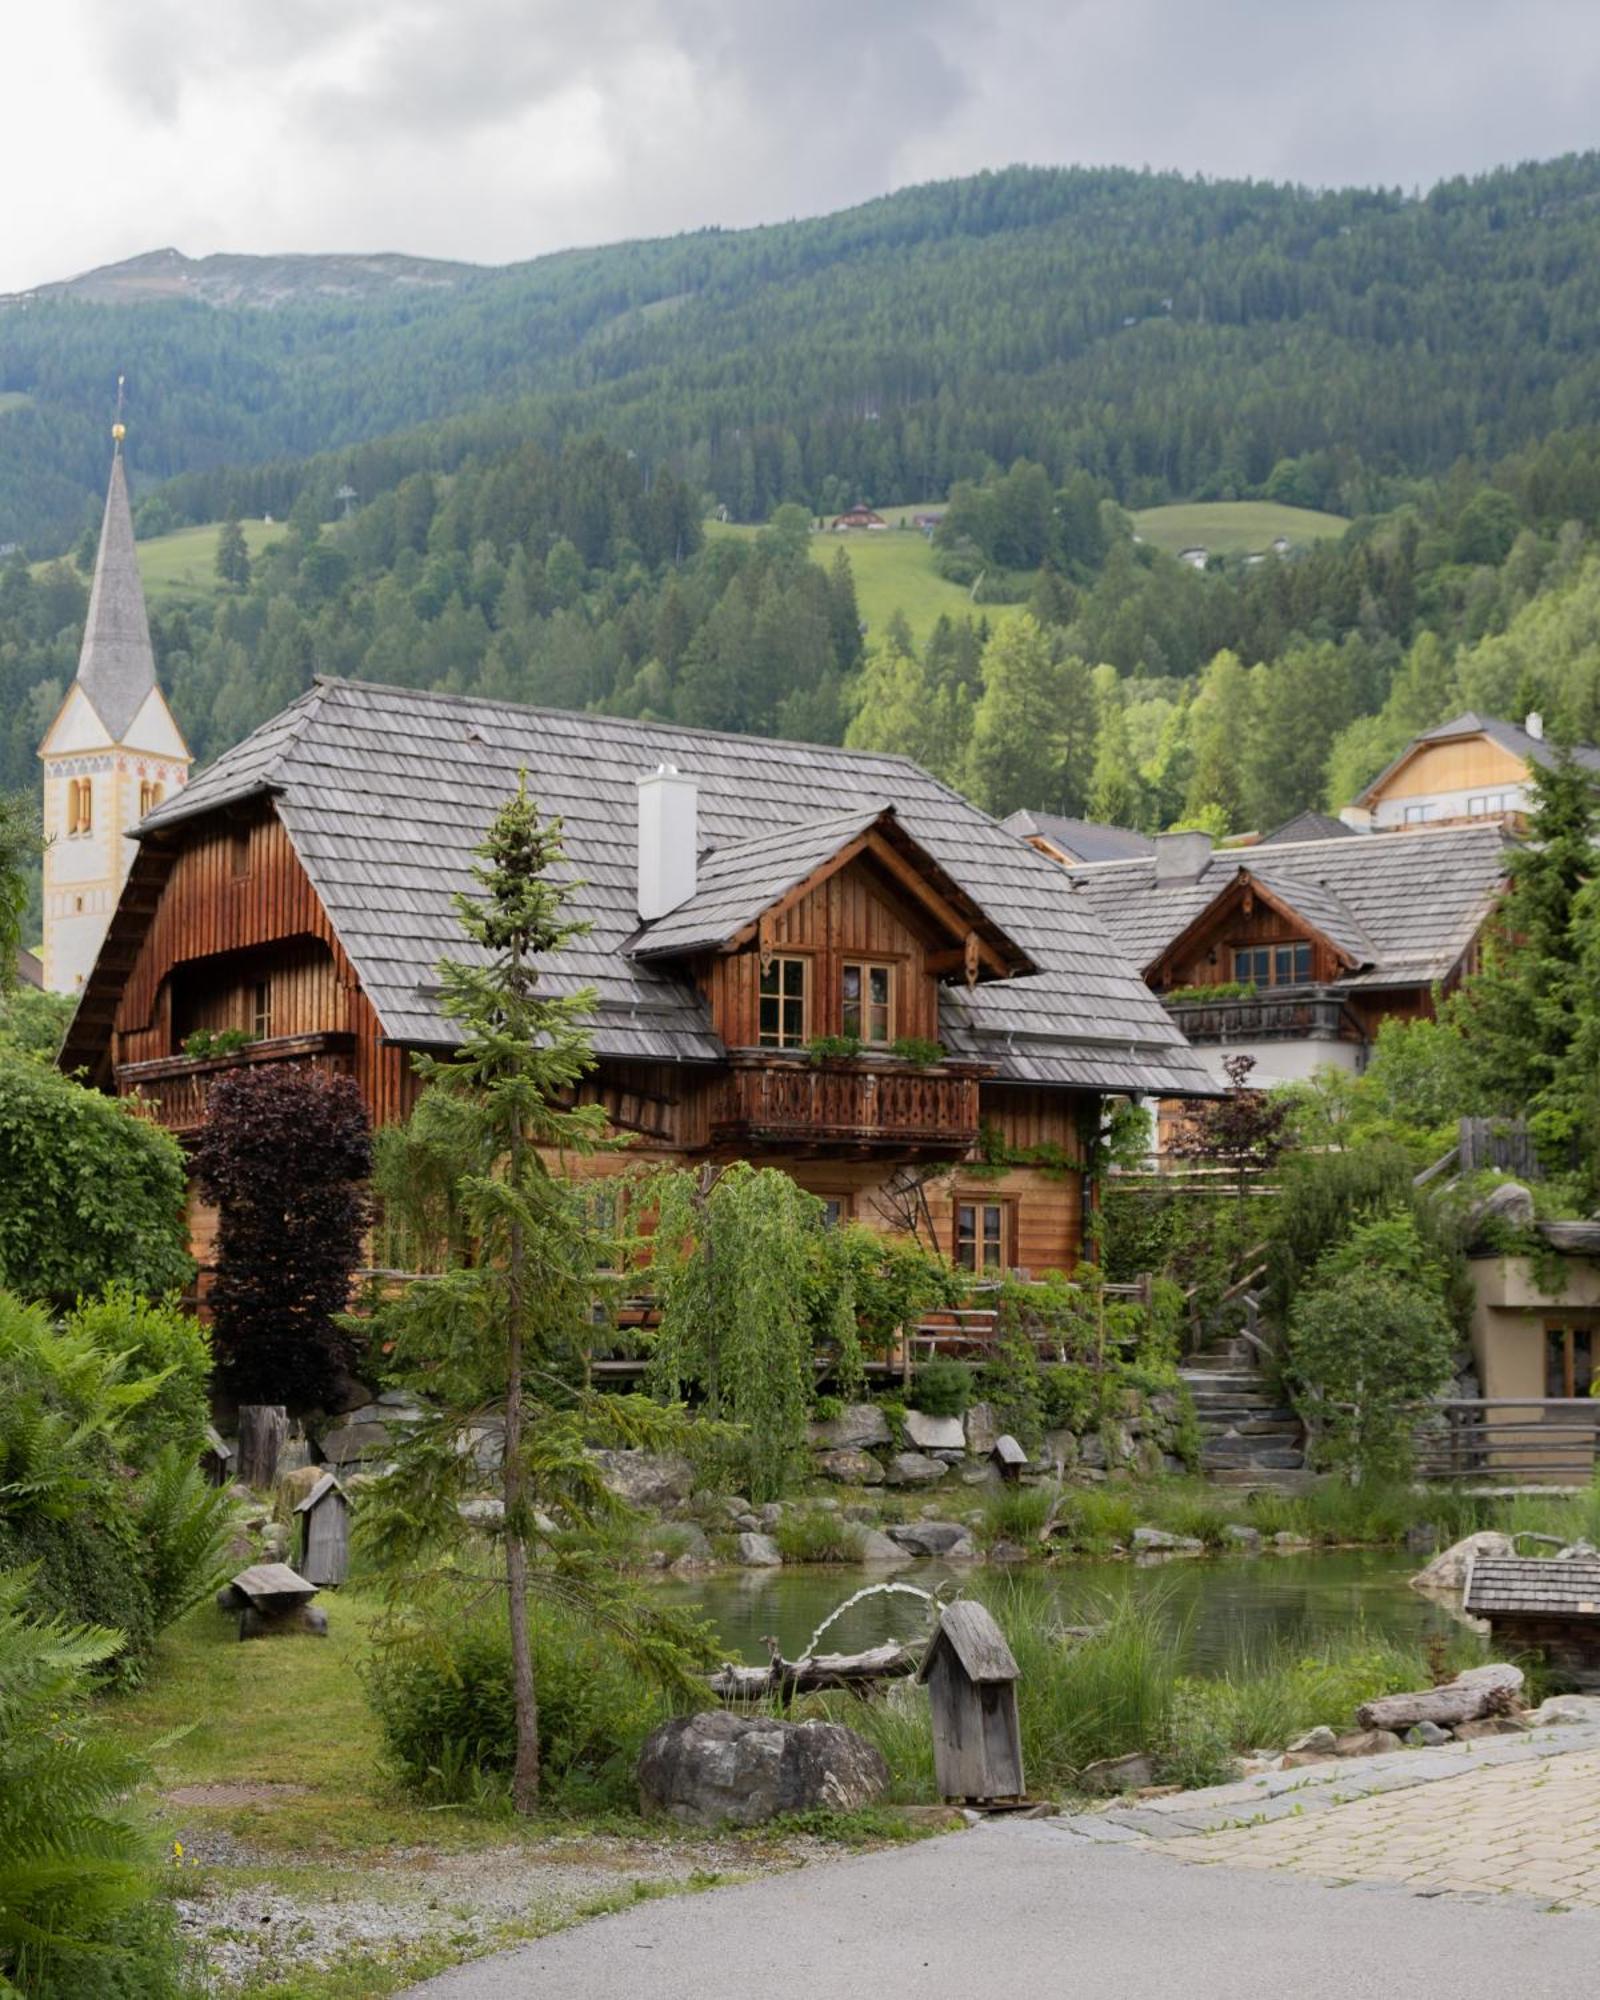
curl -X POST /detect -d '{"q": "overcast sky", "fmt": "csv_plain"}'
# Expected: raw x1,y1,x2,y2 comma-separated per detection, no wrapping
4,0,1599,294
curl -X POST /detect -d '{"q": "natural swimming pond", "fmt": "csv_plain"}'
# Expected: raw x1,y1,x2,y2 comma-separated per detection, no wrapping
658,1551,1473,1671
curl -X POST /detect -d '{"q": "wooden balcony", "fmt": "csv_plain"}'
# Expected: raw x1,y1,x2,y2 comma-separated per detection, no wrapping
114,1032,357,1136
1163,990,1352,1045
711,1053,985,1157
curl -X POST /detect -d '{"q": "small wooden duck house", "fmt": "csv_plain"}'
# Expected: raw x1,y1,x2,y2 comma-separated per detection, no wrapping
991,1434,1028,1483
200,1425,234,1488
216,1562,328,1640
295,1473,351,1588
918,1600,1024,1803
1464,1553,1600,1687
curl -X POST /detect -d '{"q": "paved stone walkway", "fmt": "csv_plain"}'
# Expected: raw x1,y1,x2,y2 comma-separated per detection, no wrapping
1038,1720,1600,1910
1149,1747,1600,1905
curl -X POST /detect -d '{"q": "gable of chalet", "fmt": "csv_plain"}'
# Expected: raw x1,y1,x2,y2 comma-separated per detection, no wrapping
1145,865,1375,987
629,804,1033,982
1355,711,1600,811
63,677,1217,1101
1067,822,1512,998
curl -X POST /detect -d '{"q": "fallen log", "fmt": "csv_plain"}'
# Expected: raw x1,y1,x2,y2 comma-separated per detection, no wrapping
1356,1663,1523,1733
709,1641,916,1703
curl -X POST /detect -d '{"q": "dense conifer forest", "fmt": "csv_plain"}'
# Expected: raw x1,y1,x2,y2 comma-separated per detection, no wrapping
9,154,1600,871
10,155,1600,552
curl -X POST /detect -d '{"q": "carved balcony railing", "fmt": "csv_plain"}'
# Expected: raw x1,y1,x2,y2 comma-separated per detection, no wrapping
114,1031,357,1136
711,1053,986,1156
1162,990,1351,1045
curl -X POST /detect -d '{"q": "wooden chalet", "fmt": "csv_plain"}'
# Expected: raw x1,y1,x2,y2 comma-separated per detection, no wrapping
830,504,888,531
62,678,1211,1275
1352,710,1600,833
1058,823,1512,1093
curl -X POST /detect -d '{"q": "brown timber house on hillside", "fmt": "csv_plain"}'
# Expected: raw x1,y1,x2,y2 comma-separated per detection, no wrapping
62,677,1211,1273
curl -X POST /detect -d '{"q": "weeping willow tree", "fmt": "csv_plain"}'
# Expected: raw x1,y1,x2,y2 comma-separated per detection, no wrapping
646,1162,862,1501
358,778,709,1815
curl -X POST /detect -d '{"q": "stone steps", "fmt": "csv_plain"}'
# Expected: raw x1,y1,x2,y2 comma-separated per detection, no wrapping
1180,1347,1307,1489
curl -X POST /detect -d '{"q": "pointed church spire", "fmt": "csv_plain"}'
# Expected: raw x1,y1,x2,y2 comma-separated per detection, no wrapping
76,404,156,742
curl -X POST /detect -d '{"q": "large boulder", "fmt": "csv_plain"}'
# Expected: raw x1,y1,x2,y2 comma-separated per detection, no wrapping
903,1411,965,1453
965,1401,999,1456
808,1405,891,1452
1469,1180,1536,1238
883,1451,948,1487
317,1420,393,1468
589,1449,696,1511
886,1521,973,1557
1410,1530,1516,1595
638,1712,888,1827
735,1532,783,1568
858,1528,910,1563
814,1448,884,1486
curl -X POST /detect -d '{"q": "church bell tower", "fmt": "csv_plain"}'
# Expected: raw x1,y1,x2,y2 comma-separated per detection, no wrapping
38,400,191,991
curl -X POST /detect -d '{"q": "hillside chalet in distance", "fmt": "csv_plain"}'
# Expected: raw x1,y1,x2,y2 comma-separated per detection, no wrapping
1350,710,1600,831
61,678,1213,1276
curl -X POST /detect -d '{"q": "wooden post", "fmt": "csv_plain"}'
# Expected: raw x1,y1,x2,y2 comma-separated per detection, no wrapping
237,1405,288,1489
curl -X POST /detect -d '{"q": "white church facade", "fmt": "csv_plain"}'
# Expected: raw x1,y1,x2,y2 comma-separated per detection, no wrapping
38,437,191,992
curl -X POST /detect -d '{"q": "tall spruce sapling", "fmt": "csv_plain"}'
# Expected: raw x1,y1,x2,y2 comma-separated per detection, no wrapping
359,777,709,1814
193,1065,372,1410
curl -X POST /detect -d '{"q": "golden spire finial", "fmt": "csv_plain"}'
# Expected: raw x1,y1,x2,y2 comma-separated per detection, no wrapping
112,373,126,449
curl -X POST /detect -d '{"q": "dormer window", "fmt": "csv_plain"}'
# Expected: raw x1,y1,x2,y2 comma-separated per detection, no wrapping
758,956,808,1047
1233,943,1312,987
842,961,893,1043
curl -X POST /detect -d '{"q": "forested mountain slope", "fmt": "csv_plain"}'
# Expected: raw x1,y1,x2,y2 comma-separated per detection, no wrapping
9,155,1600,550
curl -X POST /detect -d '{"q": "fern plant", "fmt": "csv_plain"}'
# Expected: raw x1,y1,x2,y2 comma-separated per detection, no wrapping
0,1571,180,1997
133,1448,236,1632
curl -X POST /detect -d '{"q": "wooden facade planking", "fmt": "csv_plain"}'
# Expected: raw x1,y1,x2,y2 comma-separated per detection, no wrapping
110,807,421,1131
700,861,943,1048
1370,737,1526,806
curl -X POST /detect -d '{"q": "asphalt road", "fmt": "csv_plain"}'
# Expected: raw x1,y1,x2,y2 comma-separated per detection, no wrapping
402,1819,1600,1999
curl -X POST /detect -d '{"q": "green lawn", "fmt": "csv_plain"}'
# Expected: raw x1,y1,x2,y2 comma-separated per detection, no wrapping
706,512,1009,648
1132,500,1349,558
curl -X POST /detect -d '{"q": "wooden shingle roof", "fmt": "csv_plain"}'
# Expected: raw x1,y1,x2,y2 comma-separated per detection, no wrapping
1066,823,1511,992
126,678,1213,1097
1464,1554,1600,1619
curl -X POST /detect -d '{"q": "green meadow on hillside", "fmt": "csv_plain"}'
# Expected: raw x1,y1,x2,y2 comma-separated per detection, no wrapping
134,518,286,600
1132,500,1349,558
33,517,287,601
707,511,1010,648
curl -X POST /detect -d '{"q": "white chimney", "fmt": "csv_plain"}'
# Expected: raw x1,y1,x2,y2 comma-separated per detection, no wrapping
1526,710,1545,742
1154,829,1213,886
637,765,698,920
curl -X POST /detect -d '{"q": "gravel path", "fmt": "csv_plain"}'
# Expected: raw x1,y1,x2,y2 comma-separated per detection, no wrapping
170,1827,815,1990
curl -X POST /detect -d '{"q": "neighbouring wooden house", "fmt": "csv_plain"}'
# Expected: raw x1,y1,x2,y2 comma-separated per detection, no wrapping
830,504,888,531
1350,710,1600,832
1055,823,1511,1092
60,678,1212,1275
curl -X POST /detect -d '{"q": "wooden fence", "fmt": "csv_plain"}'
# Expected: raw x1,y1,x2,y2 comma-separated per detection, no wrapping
1411,1399,1600,1483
